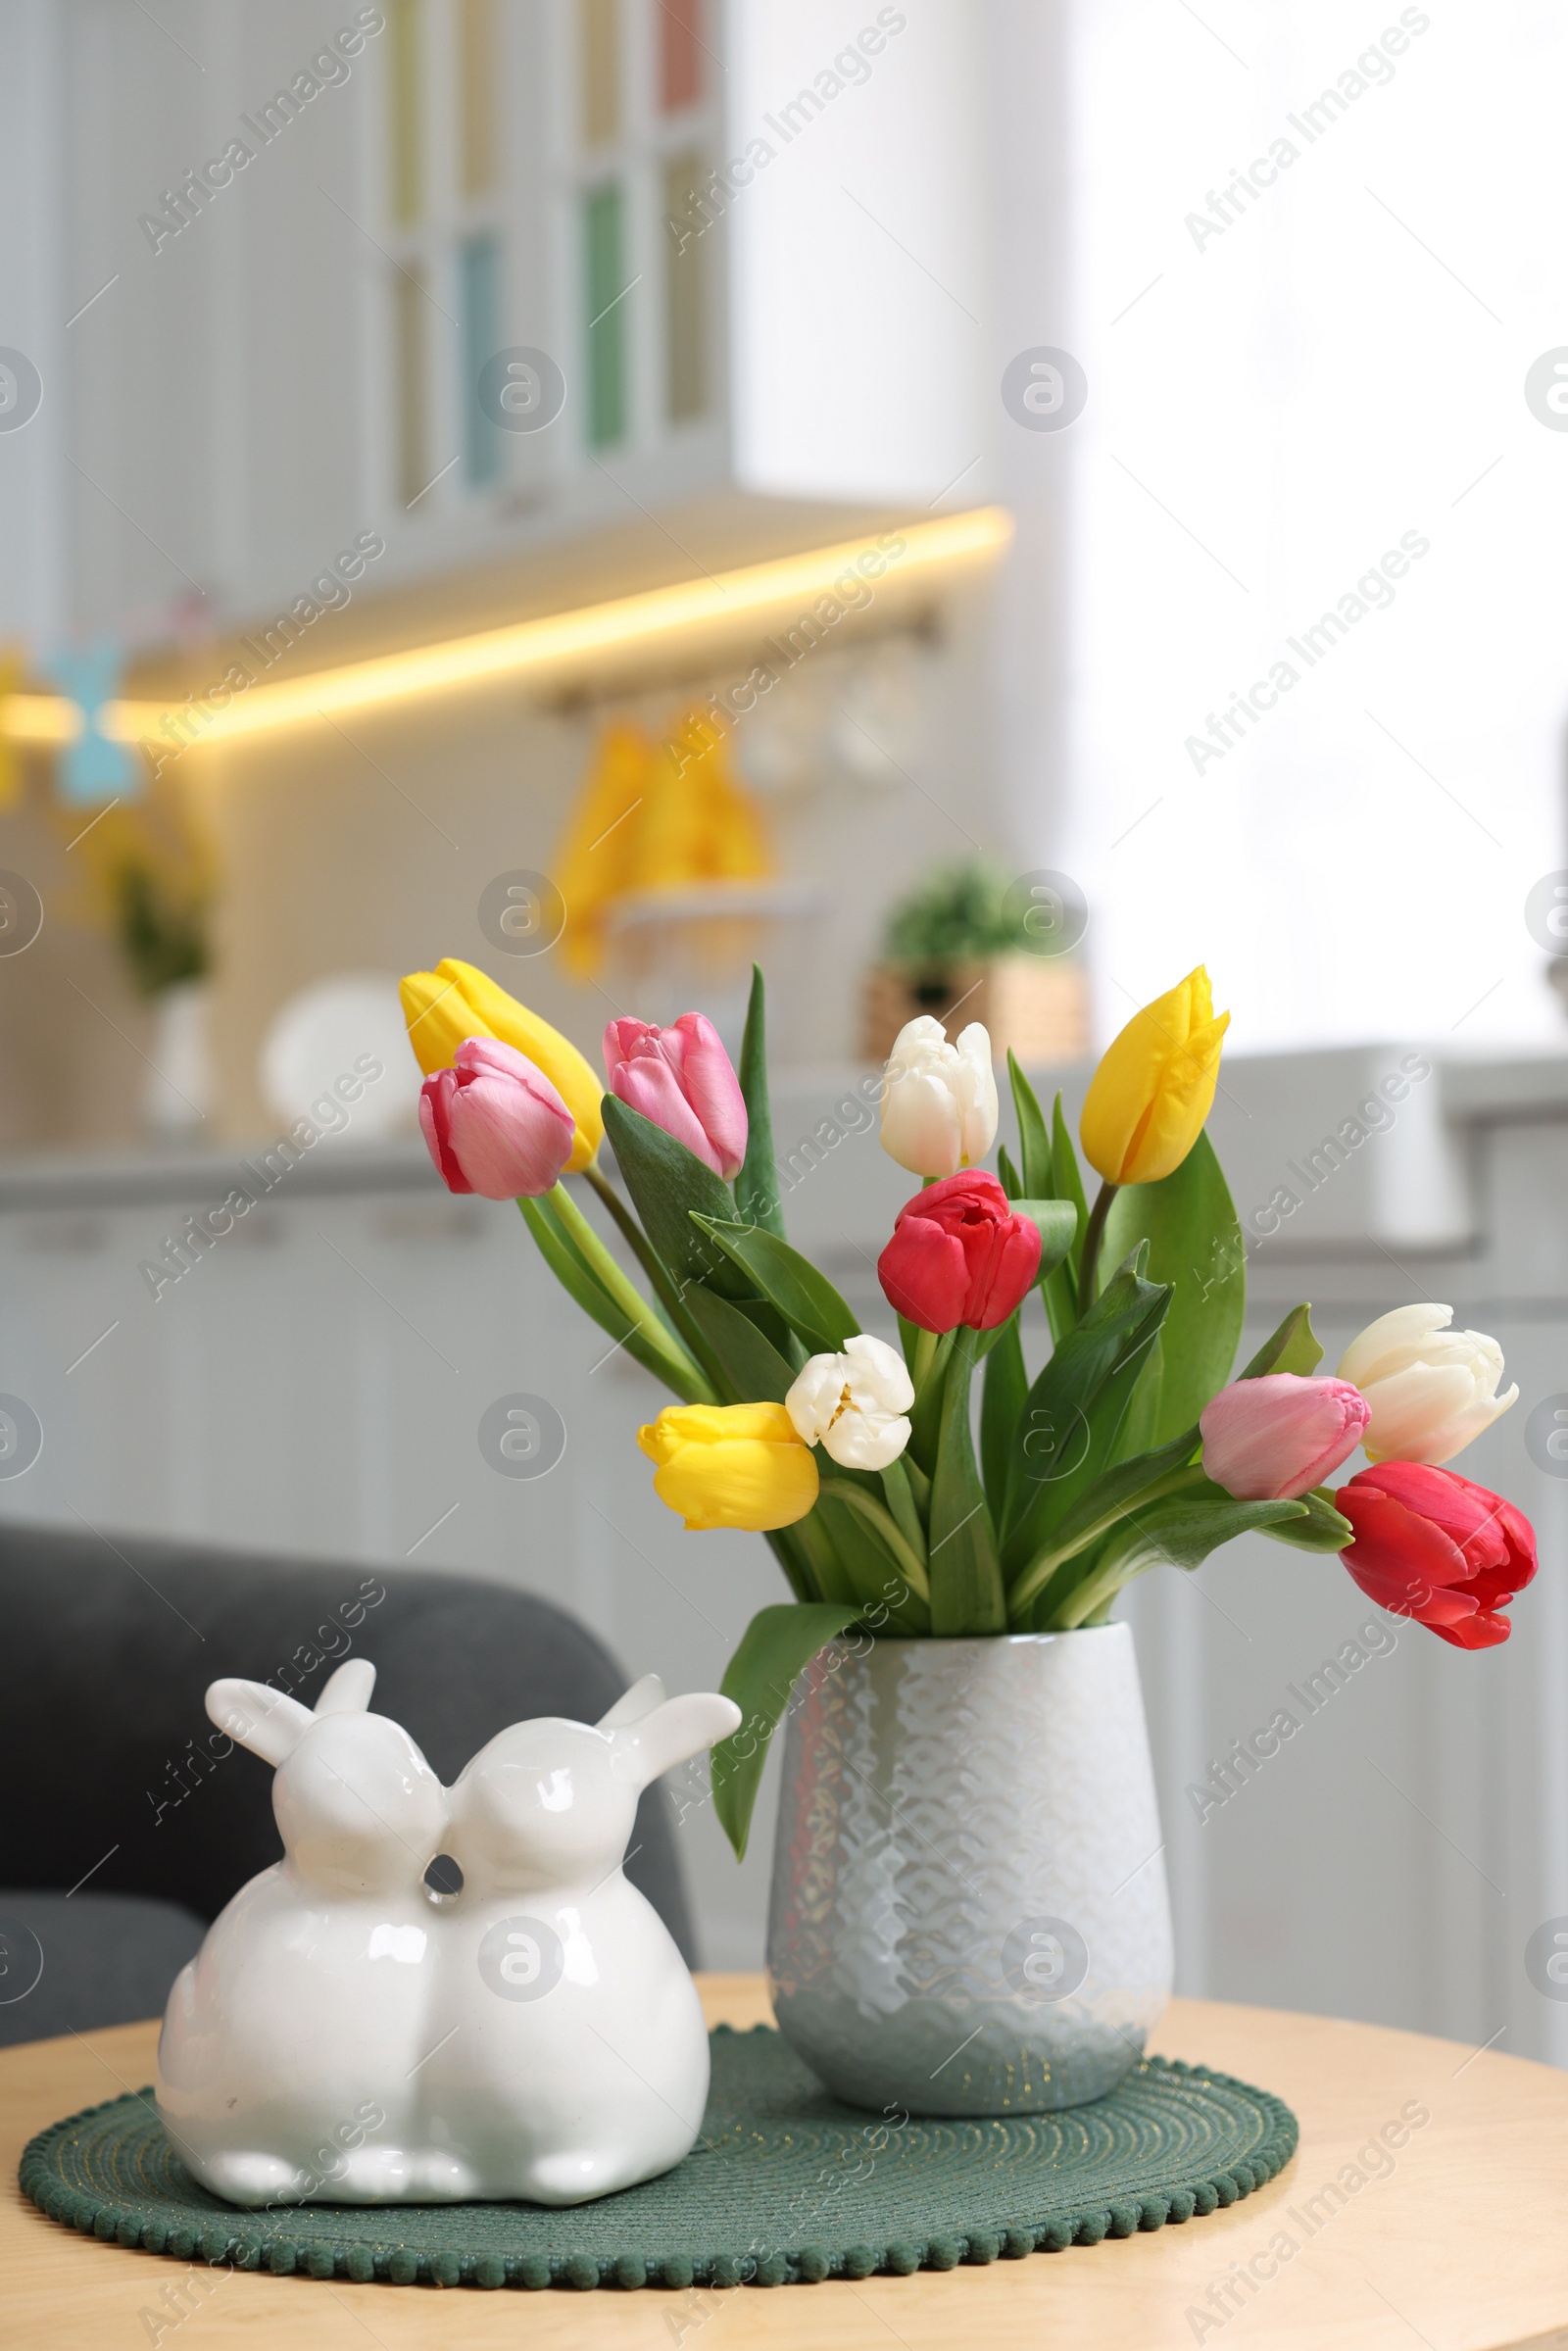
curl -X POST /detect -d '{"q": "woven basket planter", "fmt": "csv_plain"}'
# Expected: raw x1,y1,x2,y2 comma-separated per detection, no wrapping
860,955,1089,1066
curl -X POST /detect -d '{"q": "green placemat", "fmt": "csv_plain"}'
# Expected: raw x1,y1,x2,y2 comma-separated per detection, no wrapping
20,2024,1297,2290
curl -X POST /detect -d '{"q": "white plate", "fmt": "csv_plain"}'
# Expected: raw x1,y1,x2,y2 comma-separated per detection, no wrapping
259,975,418,1140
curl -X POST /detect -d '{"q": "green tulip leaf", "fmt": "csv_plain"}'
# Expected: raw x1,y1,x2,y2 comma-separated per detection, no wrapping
602,1096,753,1301
1239,1301,1325,1381
777,1505,858,1608
1256,1485,1354,1551
981,1311,1028,1524
712,1601,867,1858
760,1525,818,1605
1009,1200,1079,1281
1052,1481,1310,1628
1113,1328,1165,1460
517,1195,709,1399
879,1454,930,1570
997,1143,1023,1200
690,1216,858,1356
735,963,786,1240
1051,1092,1090,1272
732,1295,807,1368
1000,1246,1171,1575
1007,1051,1054,1197
678,1282,799,1404
928,1326,1006,1634
905,1326,956,1475
1047,1089,1088,1334
1100,1129,1247,1451
812,1481,930,1629
1005,1421,1202,1622
1004,1057,1083,1339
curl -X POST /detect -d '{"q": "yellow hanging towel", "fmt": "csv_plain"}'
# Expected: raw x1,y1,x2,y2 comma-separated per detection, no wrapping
555,720,655,979
556,710,771,977
0,649,26,810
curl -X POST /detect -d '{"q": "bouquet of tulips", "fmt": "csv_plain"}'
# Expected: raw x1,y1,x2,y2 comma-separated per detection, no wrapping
401,956,1537,1856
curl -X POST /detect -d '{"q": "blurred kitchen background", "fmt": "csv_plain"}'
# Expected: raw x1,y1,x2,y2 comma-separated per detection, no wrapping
3,0,1568,2066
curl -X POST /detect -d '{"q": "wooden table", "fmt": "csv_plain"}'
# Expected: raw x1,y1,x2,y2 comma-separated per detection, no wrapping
5,1976,1567,2350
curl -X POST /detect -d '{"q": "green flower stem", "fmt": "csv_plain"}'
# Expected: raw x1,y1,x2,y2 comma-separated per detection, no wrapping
1004,1463,1206,1626
792,1505,858,1606
1049,1525,1165,1630
1074,1178,1118,1312
763,1525,819,1605
879,1455,929,1570
906,1328,955,1474
583,1159,665,1288
545,1181,716,1403
547,1177,669,1333
910,1327,941,1394
819,1479,931,1603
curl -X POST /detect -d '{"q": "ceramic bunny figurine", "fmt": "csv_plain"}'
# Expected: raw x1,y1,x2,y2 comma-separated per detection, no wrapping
156,1659,454,2206
420,1673,740,2205
155,1661,740,2210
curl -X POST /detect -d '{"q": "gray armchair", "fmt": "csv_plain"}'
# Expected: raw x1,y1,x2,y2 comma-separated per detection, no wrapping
0,1521,696,2046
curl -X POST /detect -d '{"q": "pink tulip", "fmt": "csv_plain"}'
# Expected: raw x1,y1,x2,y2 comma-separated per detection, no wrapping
418,1037,575,1200
1200,1373,1370,1501
603,1012,748,1181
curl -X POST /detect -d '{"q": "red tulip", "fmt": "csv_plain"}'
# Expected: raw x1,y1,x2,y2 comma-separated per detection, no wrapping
877,1170,1042,1334
418,1037,575,1200
603,1012,748,1181
1333,1461,1537,1650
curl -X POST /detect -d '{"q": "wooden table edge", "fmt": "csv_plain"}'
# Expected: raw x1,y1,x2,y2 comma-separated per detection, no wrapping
3,1980,1566,2351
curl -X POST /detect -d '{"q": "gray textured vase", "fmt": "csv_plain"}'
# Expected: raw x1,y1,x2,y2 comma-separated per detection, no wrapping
765,1626,1173,2117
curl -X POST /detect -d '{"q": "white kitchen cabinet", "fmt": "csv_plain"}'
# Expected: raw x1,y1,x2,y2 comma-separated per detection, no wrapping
0,0,995,644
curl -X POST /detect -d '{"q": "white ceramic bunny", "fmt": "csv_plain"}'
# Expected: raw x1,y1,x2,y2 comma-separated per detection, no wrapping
155,1662,740,2210
156,1659,455,2206
419,1673,740,2205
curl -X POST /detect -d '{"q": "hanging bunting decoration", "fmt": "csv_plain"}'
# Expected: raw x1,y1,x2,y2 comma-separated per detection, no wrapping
46,639,140,804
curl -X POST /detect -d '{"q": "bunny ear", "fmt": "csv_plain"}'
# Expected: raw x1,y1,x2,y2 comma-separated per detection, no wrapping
207,1678,314,1767
315,1658,376,1716
612,1692,742,1790
597,1673,667,1731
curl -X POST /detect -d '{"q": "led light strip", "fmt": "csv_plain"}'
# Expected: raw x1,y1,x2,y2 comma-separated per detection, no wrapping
3,507,1013,754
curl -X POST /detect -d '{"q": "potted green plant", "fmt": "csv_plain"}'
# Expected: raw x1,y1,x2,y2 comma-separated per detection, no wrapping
57,787,215,1131
861,857,1088,1064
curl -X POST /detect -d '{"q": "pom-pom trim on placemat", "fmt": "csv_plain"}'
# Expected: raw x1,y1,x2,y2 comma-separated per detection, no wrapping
20,2027,1297,2289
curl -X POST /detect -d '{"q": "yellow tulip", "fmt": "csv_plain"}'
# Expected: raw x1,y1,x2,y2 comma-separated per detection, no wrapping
399,957,604,1173
637,1403,819,1533
1080,965,1230,1187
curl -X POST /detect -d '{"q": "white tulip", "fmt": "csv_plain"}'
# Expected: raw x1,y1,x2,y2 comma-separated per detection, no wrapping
785,1335,915,1472
1337,1303,1518,1466
878,1015,998,1179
